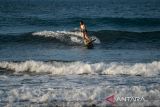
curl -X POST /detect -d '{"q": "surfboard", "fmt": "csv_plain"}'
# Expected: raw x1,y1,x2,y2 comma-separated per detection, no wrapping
84,39,96,49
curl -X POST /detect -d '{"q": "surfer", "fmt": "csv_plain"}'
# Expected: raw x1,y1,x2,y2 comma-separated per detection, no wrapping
80,21,91,44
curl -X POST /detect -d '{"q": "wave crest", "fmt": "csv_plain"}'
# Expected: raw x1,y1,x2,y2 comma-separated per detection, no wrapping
0,60,159,76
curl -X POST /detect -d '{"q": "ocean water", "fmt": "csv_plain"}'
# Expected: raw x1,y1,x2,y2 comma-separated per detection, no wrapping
0,0,160,106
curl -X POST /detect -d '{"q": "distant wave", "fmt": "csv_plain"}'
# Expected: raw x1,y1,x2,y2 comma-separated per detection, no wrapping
1,16,160,28
0,60,159,76
94,30,160,43
0,30,160,45
0,30,101,45
69,17,160,27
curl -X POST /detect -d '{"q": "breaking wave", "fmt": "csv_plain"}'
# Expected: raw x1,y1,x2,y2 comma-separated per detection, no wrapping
32,30,100,44
0,60,159,76
0,30,160,49
0,30,101,45
1,30,160,44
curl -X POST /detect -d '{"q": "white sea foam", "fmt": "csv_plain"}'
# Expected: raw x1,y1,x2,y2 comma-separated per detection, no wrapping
32,30,101,44
7,85,160,106
0,60,159,76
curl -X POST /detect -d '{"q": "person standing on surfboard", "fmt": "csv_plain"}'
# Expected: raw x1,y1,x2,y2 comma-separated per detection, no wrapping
80,21,91,44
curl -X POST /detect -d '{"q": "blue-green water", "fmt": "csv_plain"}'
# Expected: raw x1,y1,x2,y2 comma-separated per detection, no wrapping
0,0,160,106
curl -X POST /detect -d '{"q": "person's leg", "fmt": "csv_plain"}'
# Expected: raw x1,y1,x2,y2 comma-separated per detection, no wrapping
84,32,90,42
82,32,85,39
82,32,87,44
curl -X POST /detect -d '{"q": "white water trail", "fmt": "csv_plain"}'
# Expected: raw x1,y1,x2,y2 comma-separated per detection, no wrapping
32,30,101,44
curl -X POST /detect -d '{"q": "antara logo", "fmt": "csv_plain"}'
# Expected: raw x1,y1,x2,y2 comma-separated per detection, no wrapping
105,95,145,104
116,96,145,102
